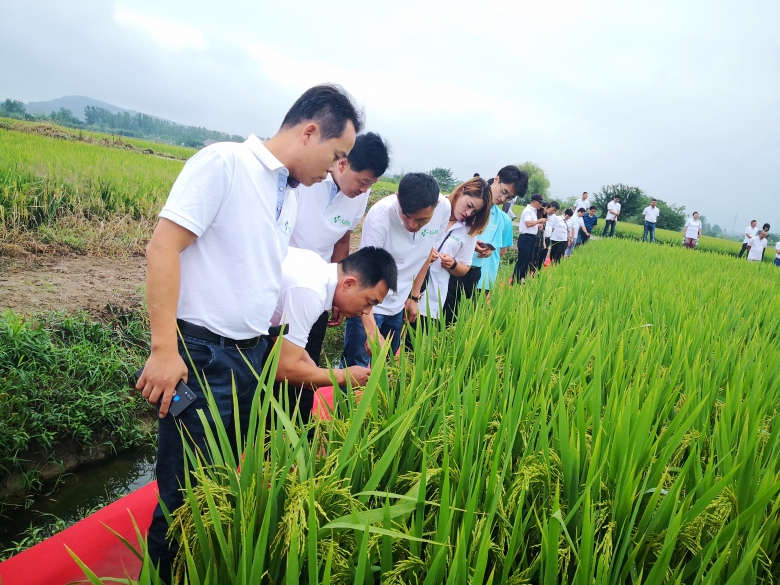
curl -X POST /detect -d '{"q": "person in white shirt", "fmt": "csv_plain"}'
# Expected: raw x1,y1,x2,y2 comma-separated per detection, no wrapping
419,177,491,323
343,172,450,367
746,231,768,262
738,220,758,258
543,201,559,250
549,208,572,263
774,240,780,267
513,194,548,283
642,199,661,243
137,84,363,578
271,246,397,423
573,192,590,214
602,195,621,237
566,208,585,256
290,132,390,367
683,212,702,249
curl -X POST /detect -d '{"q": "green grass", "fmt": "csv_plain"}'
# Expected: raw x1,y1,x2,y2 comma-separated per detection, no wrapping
80,238,780,584
0,310,152,499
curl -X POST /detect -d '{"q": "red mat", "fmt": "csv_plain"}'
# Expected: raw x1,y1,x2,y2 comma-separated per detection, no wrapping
312,386,335,421
0,481,158,585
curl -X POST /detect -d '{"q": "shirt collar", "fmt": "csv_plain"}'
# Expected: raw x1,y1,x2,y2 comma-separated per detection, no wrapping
244,135,287,173
324,263,339,310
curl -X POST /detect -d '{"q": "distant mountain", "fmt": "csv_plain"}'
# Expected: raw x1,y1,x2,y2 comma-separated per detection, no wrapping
25,96,144,121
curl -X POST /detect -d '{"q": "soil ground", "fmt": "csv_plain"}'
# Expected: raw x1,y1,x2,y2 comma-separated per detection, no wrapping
0,254,146,317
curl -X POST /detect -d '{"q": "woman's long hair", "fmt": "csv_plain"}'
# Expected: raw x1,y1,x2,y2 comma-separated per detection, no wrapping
447,177,492,236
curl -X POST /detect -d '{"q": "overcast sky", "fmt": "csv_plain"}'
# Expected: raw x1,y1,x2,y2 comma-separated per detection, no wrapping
2,0,778,232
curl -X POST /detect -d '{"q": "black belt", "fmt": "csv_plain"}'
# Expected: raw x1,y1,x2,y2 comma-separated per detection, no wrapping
518,233,536,238
176,319,288,349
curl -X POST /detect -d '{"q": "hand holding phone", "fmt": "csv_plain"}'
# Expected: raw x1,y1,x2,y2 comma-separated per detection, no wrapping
134,367,197,417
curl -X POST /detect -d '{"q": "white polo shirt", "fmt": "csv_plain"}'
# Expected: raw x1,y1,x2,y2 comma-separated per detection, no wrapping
606,201,621,221
544,214,556,238
551,215,570,241
643,206,660,223
270,247,338,348
420,221,477,319
747,237,767,261
360,194,451,316
573,198,590,213
289,174,370,262
519,205,539,235
159,135,297,339
569,215,584,237
743,226,758,244
684,218,701,240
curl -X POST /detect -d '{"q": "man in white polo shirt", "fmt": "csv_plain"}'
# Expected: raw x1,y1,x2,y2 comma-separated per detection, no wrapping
602,195,621,237
343,172,450,367
642,199,661,243
136,84,362,581
573,191,590,214
513,194,547,283
746,231,768,262
739,220,759,258
271,246,397,423
290,132,390,366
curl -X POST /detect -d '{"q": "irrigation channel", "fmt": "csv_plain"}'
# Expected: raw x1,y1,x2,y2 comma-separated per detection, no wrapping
0,446,155,553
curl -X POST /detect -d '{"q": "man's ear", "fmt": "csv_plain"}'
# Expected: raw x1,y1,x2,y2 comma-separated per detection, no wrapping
302,123,319,144
341,275,359,290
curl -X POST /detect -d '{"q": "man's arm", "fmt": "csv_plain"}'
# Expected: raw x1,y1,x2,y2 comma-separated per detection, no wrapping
331,231,352,263
138,218,197,417
406,248,437,323
276,338,370,387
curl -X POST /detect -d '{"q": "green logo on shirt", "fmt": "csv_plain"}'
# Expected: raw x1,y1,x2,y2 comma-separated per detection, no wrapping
333,215,351,227
421,228,439,238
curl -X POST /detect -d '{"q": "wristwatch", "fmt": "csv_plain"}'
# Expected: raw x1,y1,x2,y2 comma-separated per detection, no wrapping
449,260,459,272
409,293,421,302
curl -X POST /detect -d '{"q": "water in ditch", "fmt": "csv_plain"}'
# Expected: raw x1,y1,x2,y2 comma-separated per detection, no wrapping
0,446,156,555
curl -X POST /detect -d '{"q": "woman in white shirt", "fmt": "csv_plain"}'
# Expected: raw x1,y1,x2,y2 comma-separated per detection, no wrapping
683,212,702,249
419,177,491,325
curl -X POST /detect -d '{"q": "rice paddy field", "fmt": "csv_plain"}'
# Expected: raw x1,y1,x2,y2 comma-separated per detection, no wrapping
83,239,780,584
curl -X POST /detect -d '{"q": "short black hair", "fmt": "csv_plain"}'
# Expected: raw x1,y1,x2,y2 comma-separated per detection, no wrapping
280,84,364,140
496,166,529,199
340,246,398,292
577,208,586,214
548,201,560,210
651,198,657,202
473,172,480,177
763,223,770,230
589,206,596,210
564,208,573,217
397,172,439,214
347,132,390,177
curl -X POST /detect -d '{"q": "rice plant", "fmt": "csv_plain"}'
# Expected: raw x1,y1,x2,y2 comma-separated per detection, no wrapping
79,238,780,584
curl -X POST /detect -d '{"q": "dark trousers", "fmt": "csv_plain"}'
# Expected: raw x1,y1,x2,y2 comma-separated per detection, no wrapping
738,242,749,258
642,221,656,242
602,219,616,237
577,229,590,246
445,266,482,323
549,240,567,263
342,310,404,367
148,334,269,583
514,233,536,283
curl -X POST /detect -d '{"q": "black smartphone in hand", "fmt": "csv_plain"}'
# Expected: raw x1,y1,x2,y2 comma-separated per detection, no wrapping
134,368,197,417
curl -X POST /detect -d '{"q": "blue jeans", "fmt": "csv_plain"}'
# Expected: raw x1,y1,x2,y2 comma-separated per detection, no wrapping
643,221,656,242
774,258,780,267
147,334,269,582
342,311,404,367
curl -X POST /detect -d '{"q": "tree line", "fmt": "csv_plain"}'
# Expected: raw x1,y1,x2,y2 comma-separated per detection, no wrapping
0,98,243,148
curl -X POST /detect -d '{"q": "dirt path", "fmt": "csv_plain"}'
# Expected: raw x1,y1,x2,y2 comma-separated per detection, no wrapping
0,255,146,317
